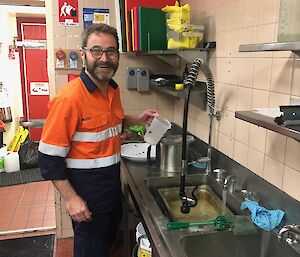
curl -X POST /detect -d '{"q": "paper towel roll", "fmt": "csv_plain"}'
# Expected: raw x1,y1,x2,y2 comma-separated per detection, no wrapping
4,152,20,173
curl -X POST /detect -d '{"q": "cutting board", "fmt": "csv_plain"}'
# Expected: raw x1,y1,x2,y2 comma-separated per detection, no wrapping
124,0,175,51
133,6,139,51
138,7,167,51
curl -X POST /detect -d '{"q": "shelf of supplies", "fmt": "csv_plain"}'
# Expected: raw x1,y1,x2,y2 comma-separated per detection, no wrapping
150,82,207,110
239,42,300,56
235,110,300,141
121,42,216,66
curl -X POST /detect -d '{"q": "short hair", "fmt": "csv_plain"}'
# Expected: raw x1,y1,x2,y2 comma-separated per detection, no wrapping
81,23,119,50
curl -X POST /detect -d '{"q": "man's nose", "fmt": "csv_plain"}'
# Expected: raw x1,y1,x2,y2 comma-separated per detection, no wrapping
99,51,109,62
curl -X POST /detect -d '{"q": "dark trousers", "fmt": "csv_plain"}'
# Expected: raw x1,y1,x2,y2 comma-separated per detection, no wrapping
72,205,122,257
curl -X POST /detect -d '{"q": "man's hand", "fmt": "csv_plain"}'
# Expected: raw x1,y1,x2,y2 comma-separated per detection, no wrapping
137,109,158,125
52,179,92,223
123,109,158,128
65,194,92,222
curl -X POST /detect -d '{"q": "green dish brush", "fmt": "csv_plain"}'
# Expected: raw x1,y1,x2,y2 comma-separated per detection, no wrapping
166,215,231,231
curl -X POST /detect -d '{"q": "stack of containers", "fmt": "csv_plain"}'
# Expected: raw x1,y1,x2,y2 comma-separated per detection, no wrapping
162,1,204,49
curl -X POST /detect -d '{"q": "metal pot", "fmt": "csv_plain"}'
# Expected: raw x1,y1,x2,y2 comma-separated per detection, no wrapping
159,135,194,173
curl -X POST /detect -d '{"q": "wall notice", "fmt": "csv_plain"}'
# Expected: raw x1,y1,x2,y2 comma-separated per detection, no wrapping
58,0,79,26
30,82,49,96
83,8,109,28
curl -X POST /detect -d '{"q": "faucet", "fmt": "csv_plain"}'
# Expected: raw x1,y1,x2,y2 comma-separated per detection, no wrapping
223,175,237,193
179,58,218,213
278,224,300,243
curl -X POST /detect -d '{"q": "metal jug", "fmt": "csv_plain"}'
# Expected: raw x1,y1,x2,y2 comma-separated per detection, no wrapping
159,134,194,173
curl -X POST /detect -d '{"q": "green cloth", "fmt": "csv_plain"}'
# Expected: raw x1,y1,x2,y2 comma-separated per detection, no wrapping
129,125,146,136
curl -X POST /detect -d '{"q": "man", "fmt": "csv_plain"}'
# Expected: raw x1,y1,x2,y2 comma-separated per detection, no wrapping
38,23,156,257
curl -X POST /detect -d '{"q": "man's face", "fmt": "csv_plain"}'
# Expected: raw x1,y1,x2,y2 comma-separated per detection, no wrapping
83,32,119,82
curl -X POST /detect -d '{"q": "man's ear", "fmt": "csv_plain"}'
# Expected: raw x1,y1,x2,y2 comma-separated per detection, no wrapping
80,49,85,67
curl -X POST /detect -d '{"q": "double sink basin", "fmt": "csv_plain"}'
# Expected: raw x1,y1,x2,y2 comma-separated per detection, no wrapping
144,174,300,257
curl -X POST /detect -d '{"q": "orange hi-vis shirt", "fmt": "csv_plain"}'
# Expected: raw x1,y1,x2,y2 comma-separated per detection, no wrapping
38,71,125,170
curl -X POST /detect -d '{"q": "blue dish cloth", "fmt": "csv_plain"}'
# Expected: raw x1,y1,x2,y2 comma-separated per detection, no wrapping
240,200,285,231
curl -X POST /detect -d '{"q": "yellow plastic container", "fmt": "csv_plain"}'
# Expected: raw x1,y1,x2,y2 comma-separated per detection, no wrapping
162,1,204,49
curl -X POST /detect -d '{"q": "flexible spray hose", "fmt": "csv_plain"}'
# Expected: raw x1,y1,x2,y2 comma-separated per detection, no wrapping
180,58,216,213
185,58,215,114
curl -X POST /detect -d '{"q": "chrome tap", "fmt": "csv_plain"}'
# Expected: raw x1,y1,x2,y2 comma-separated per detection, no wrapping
278,224,300,243
223,175,237,193
179,58,217,213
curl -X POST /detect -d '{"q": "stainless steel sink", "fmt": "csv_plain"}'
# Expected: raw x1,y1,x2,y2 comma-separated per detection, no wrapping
145,174,233,222
181,231,300,257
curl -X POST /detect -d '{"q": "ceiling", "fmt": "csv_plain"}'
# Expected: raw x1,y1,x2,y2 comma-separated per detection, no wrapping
0,0,45,7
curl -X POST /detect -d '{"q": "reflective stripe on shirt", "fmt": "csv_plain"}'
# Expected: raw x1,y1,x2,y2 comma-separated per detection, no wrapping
39,141,70,157
73,124,122,142
66,153,121,169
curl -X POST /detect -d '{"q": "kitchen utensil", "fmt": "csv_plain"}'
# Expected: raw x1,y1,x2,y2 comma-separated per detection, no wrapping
144,116,171,145
159,134,194,173
121,143,156,162
166,215,231,231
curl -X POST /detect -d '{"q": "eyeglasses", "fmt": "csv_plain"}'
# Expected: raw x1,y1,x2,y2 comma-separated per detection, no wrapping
83,46,119,59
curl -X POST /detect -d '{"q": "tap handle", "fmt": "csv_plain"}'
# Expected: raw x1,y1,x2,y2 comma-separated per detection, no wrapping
213,168,226,182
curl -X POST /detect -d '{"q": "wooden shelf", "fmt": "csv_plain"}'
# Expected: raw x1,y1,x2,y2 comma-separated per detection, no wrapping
235,110,300,141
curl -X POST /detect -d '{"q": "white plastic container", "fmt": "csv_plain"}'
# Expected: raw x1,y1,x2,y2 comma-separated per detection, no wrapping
144,116,172,145
0,146,7,172
135,222,151,257
136,222,146,243
277,0,300,42
4,152,20,173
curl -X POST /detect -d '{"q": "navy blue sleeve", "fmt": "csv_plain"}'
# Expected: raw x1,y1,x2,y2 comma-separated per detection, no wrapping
38,151,68,180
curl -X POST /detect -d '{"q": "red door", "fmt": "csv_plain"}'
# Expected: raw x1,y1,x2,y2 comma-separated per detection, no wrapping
17,18,49,141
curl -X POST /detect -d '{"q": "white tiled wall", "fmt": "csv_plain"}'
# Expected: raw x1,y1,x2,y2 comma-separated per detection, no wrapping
179,0,300,202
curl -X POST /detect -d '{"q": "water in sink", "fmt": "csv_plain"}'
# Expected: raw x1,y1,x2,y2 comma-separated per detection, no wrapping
158,185,232,222
181,231,300,257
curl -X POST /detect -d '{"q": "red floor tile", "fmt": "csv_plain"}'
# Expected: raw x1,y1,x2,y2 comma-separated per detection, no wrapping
0,181,55,235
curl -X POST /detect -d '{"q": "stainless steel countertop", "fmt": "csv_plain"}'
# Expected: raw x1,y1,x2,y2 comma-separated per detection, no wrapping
121,158,228,257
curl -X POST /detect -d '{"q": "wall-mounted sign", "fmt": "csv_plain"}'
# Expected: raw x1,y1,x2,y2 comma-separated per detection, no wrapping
83,8,109,28
58,0,79,26
30,82,49,95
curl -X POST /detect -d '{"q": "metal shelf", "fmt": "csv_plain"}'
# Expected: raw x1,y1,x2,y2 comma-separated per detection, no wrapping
239,42,300,56
235,110,300,142
150,82,207,110
121,42,216,66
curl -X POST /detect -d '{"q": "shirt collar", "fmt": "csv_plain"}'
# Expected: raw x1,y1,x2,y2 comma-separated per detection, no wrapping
80,68,118,93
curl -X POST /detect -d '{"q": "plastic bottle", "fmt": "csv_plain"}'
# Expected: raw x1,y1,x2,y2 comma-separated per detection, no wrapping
277,0,300,42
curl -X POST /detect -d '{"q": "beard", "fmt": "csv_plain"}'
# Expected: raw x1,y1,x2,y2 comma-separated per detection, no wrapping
85,56,119,82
